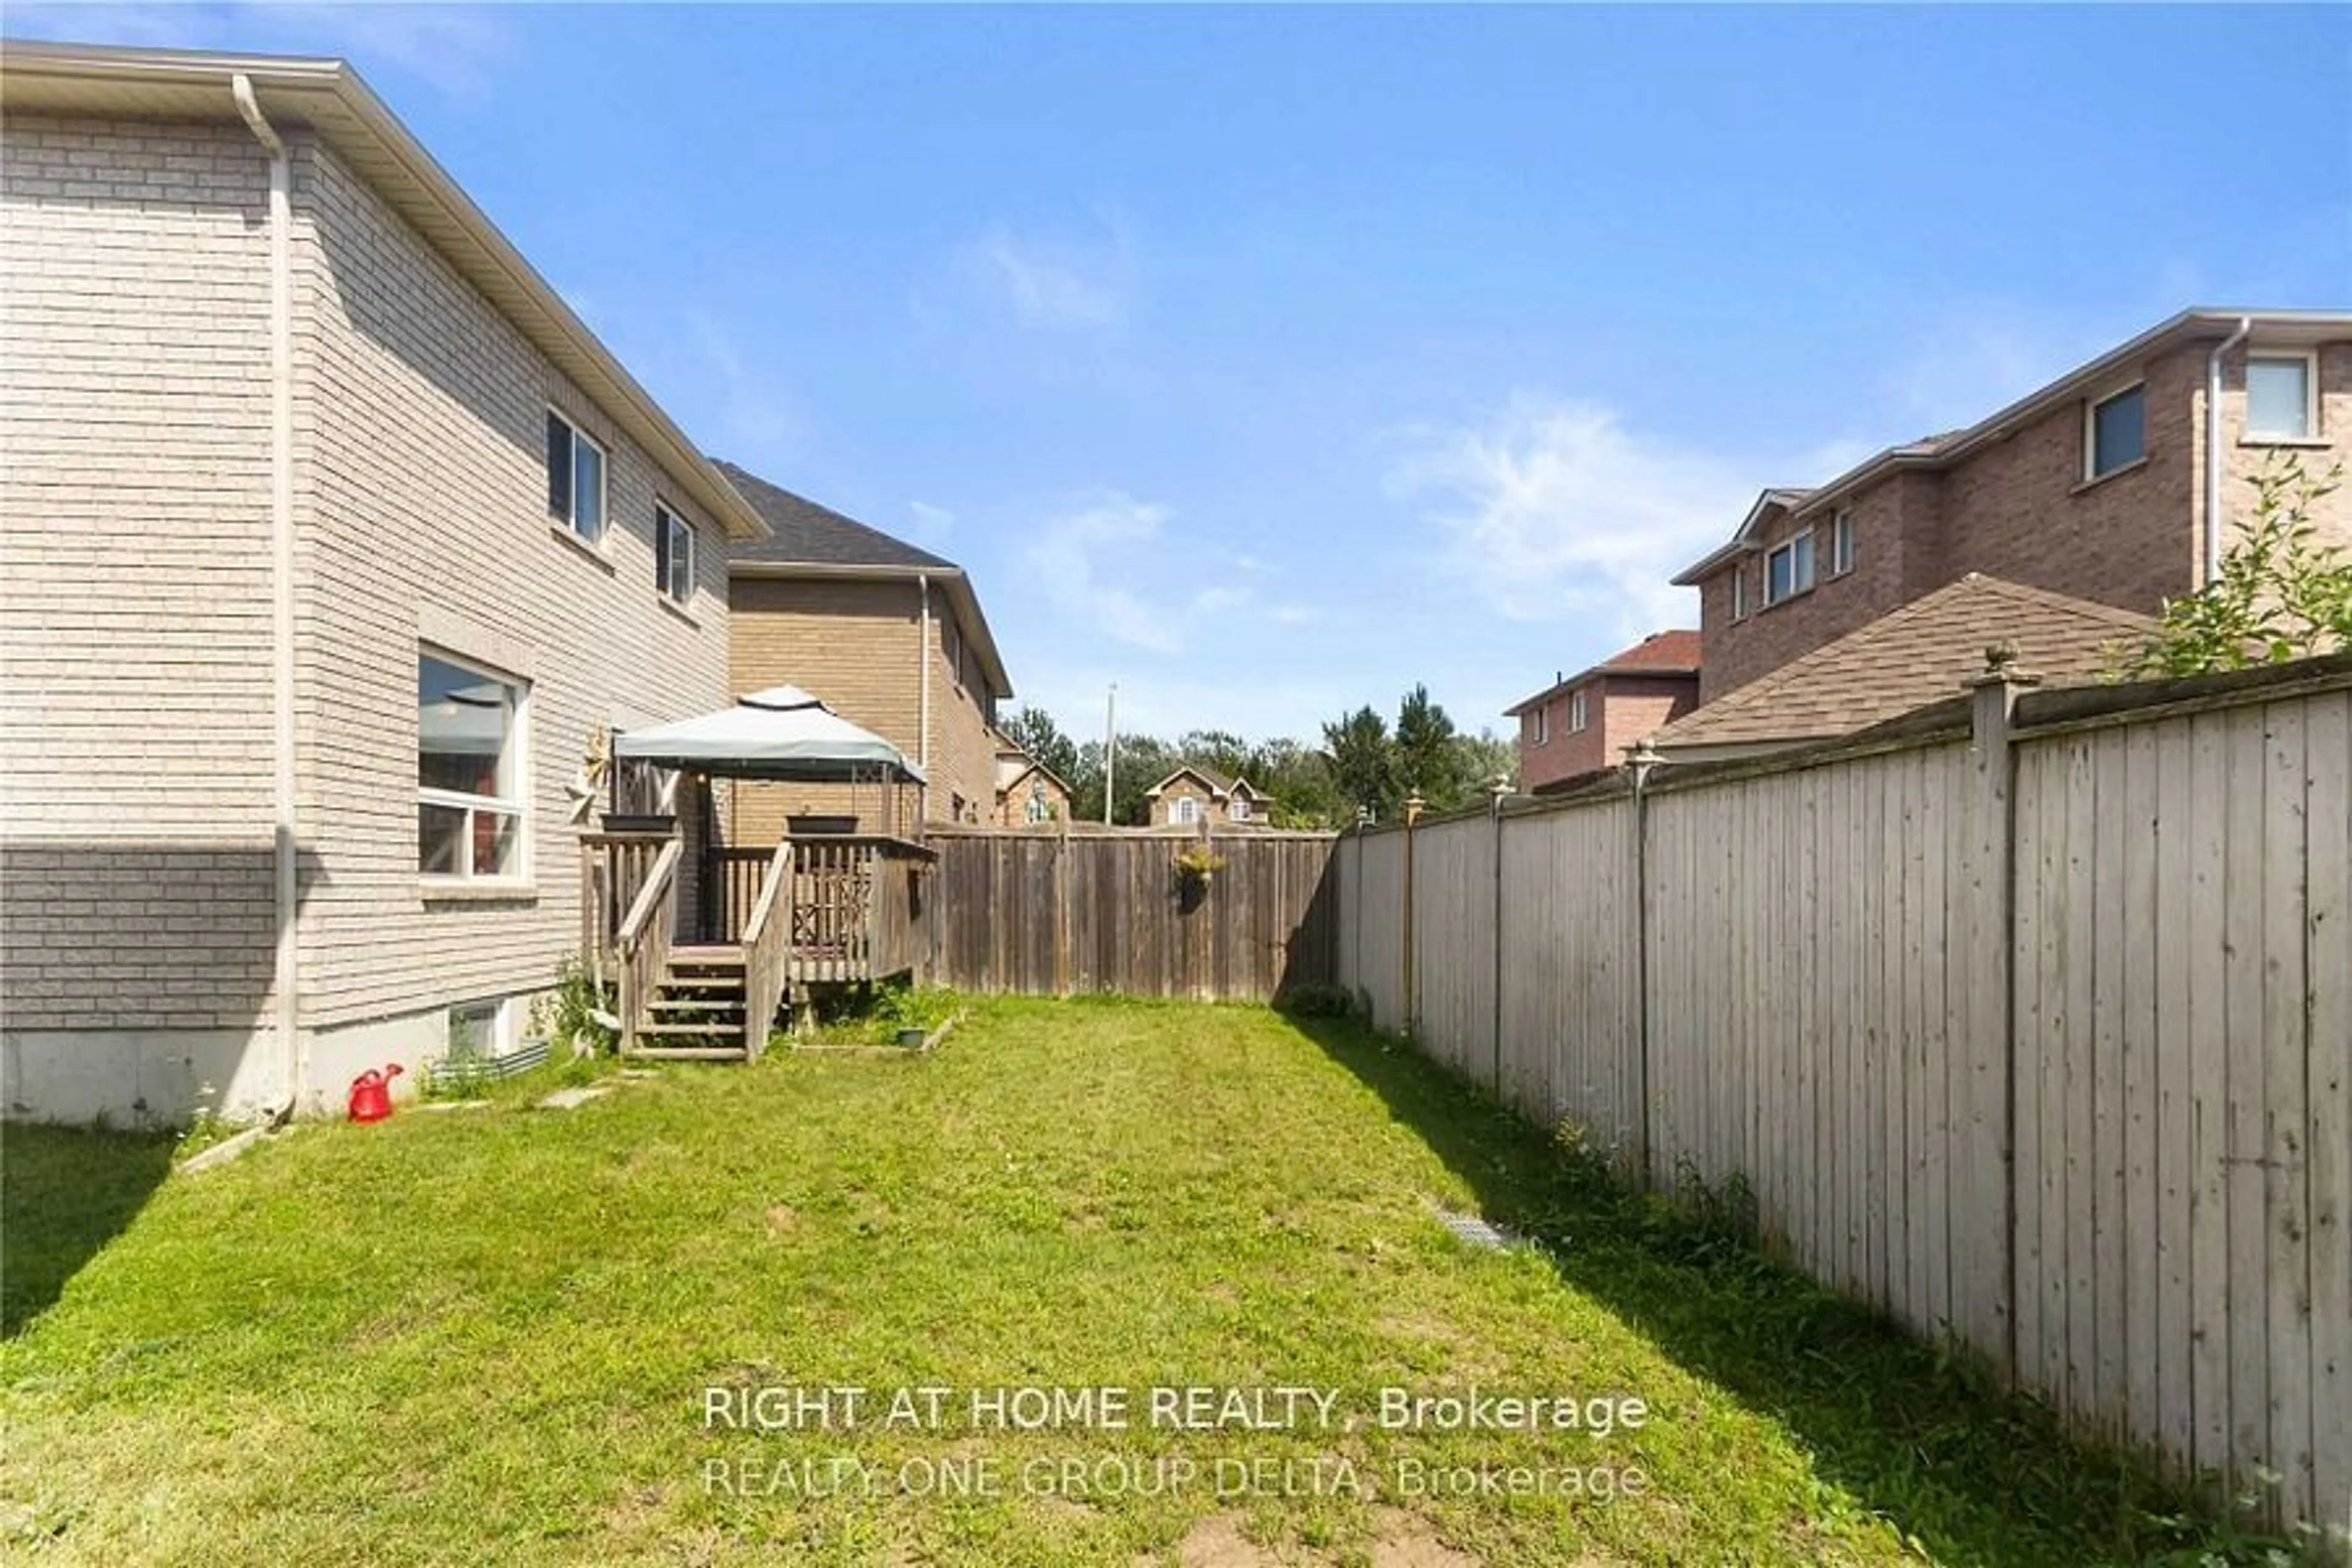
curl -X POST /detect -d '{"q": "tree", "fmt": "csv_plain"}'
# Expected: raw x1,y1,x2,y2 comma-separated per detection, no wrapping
2121,454,2350,677
1321,706,1398,823
999,706,1082,788
1395,684,1472,810
1072,732,1174,826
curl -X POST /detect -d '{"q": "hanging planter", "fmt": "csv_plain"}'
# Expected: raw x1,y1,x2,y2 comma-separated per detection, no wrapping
1173,845,1228,891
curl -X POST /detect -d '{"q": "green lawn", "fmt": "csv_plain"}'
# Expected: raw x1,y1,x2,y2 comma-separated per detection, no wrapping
1,998,2236,1566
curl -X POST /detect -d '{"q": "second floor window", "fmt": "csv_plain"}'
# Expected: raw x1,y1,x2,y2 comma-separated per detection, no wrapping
1230,794,1251,823
1731,568,1747,622
546,411,606,543
1569,688,1589,732
1174,796,1200,826
1527,707,1548,745
2246,354,2315,440
1765,533,1815,606
655,505,694,604
2086,383,2145,480
1831,510,1856,576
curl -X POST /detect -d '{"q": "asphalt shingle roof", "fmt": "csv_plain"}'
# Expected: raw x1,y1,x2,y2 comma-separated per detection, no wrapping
1652,575,2155,751
714,459,956,571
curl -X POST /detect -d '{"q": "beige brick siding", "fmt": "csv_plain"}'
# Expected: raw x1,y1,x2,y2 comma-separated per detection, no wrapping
1694,337,2352,701
728,577,998,839
0,116,280,1030
0,115,733,1054
1150,777,1218,827
995,769,1072,827
291,137,730,1030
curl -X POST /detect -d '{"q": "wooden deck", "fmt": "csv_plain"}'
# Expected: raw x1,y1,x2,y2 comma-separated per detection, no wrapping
581,831,937,1057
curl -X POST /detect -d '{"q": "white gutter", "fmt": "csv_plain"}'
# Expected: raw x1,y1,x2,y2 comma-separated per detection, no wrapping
2204,315,2253,586
235,75,304,1117
916,574,932,820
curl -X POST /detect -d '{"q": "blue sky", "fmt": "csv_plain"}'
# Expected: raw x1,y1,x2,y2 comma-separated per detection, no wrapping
17,4,2352,741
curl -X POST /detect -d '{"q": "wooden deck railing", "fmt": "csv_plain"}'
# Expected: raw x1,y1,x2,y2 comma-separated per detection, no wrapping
701,846,775,946
790,836,936,984
613,839,681,1056
737,839,796,1061
580,830,671,965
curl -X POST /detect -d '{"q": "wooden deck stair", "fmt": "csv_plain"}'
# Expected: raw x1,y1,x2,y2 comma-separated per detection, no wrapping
632,946,758,1061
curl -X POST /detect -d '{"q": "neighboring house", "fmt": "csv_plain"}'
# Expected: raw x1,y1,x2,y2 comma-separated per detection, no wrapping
1673,308,2352,704
1144,766,1268,828
1648,575,2155,764
1506,630,1700,793
719,463,1014,837
993,735,1073,827
0,42,767,1121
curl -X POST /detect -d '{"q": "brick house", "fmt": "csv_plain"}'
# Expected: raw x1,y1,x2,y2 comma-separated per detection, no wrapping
719,463,1014,838
1143,766,1268,828
0,42,767,1121
1673,309,2352,704
993,734,1073,827
1506,630,1700,793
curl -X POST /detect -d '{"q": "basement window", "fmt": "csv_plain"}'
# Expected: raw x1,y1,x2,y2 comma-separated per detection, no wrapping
2085,383,2146,480
418,650,526,881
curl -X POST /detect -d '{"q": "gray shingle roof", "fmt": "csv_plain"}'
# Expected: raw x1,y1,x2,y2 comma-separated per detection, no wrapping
715,460,955,570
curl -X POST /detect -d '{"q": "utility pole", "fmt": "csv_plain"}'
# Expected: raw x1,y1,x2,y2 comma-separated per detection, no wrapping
1102,683,1118,826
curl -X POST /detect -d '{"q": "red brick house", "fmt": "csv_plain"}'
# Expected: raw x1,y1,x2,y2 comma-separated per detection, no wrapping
1506,630,1700,793
1672,308,2352,704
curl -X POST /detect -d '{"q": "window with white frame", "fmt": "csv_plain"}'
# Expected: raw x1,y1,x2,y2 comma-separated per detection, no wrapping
1174,795,1200,826
655,503,694,603
1731,567,1748,622
1025,778,1053,824
1569,688,1589,733
2085,383,2146,480
2245,353,2316,440
1229,794,1251,823
545,410,606,543
418,650,526,880
1765,532,1815,605
1526,706,1548,746
1831,510,1856,576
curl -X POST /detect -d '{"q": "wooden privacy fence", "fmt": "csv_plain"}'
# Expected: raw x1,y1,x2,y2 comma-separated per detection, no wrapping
1332,654,2352,1542
925,827,1340,1001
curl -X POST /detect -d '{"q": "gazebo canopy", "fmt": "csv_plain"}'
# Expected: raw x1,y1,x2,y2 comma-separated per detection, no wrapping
613,685,925,783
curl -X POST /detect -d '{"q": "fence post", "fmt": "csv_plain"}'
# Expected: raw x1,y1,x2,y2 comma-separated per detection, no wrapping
1490,782,1508,1096
1624,740,1661,1189
1963,649,2037,1386
1403,793,1423,1039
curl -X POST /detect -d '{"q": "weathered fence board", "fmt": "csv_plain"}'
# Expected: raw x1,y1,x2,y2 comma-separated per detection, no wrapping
926,829,1338,1003
1330,658,2352,1542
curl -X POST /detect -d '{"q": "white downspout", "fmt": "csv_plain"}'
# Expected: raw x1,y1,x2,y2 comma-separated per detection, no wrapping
916,574,932,826
235,76,303,1118
2204,315,2252,586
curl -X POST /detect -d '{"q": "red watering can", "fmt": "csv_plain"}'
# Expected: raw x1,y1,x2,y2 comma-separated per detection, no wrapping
347,1063,403,1123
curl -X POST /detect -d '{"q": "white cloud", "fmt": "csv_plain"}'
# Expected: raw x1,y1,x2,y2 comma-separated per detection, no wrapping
968,220,1131,332
1022,491,1185,654
1390,396,1751,636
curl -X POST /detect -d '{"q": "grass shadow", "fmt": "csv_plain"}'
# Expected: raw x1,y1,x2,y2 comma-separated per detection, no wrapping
2,1123,176,1337
1286,1012,2269,1568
